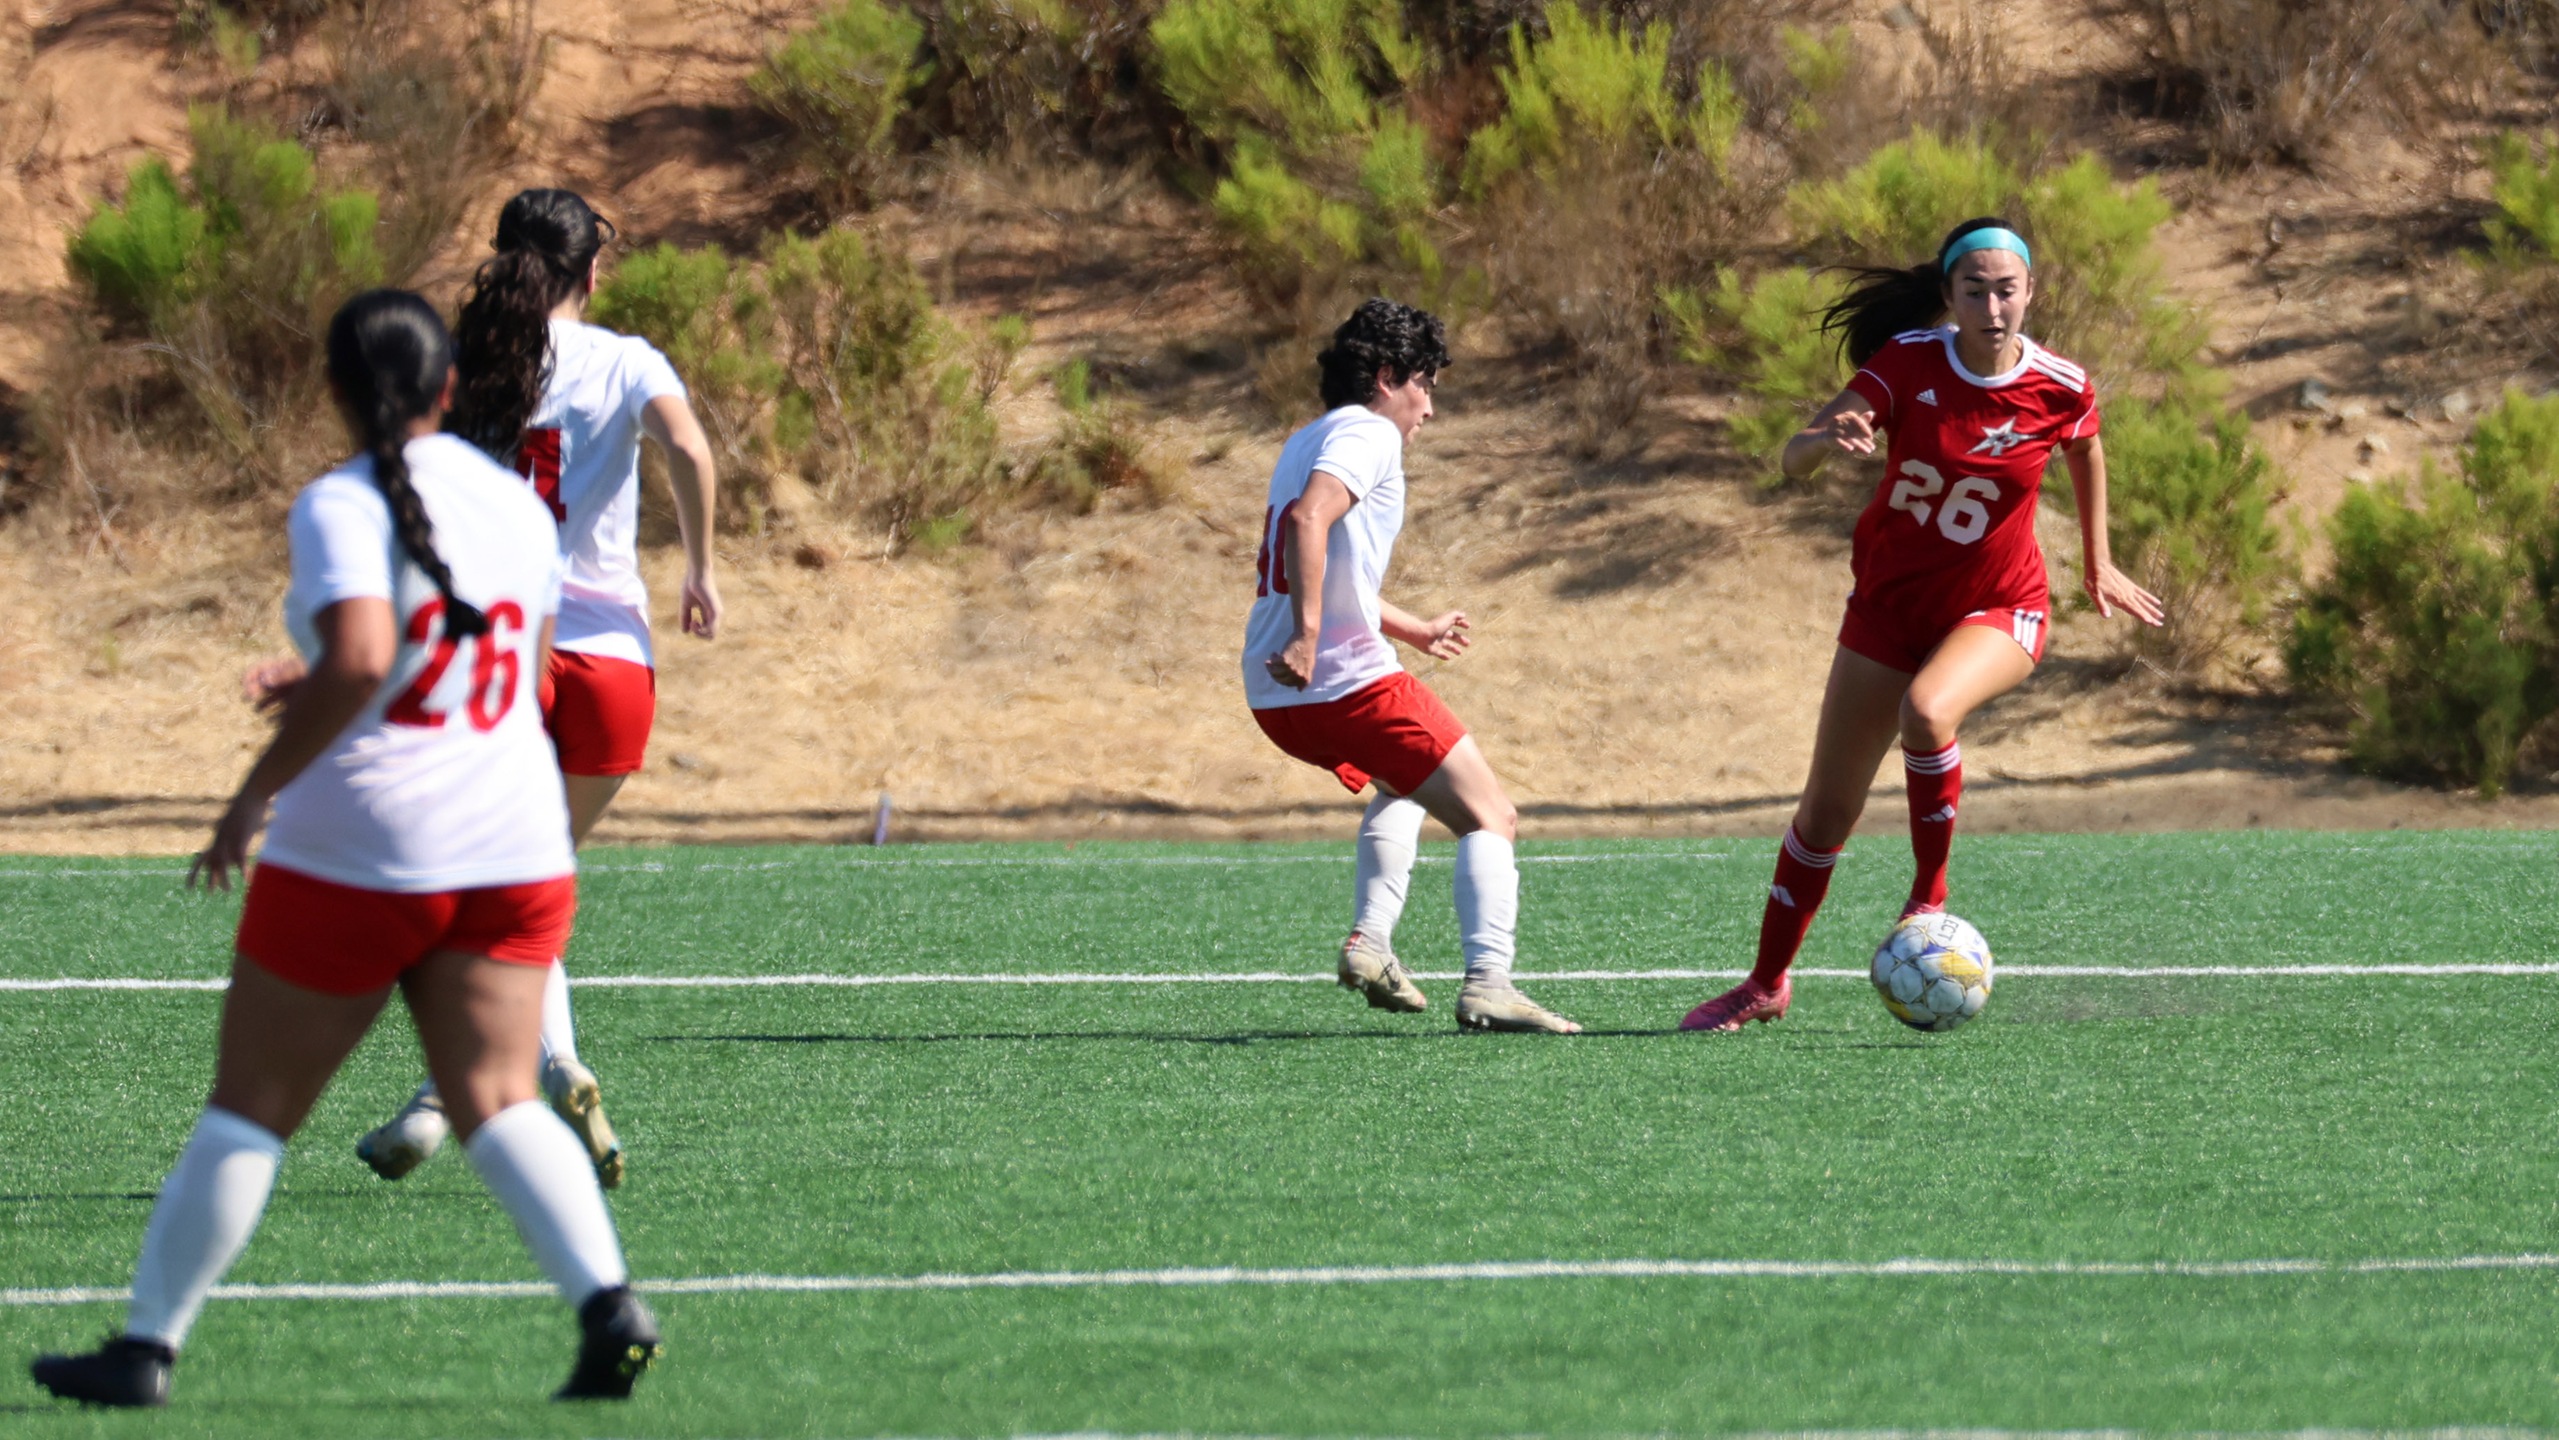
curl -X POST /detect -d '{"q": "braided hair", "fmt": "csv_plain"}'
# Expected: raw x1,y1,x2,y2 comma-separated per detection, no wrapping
327,290,489,639
1316,298,1450,410
1819,216,2018,368
446,188,615,460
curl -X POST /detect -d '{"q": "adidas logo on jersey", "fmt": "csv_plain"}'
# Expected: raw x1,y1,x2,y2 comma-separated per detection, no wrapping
1917,388,1938,406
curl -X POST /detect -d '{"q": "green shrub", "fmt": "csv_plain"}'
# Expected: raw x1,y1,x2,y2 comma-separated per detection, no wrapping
66,106,384,466
1030,358,1177,512
1787,128,2020,264
1459,1,1739,196
751,0,930,213
1149,0,1448,306
595,227,1154,547
2484,130,2559,266
2287,390,2559,795
1663,266,1847,471
2088,396,2290,669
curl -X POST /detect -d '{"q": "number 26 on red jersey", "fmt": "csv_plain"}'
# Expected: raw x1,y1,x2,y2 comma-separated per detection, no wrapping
1886,459,1998,545
384,599,527,732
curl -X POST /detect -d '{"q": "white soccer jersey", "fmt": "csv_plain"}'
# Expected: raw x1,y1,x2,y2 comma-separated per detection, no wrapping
1241,406,1407,709
261,433,575,893
509,318,687,667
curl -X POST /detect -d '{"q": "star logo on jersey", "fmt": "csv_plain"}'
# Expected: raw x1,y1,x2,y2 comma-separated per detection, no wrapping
1968,419,2031,457
1916,388,1938,406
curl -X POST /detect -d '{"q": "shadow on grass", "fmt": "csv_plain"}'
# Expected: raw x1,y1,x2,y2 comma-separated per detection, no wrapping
649,1027,1688,1045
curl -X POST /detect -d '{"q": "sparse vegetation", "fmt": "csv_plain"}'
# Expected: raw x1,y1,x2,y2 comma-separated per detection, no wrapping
2088,396,2290,672
2125,0,2498,167
595,229,1165,548
751,0,932,213
64,107,385,474
2287,391,2559,796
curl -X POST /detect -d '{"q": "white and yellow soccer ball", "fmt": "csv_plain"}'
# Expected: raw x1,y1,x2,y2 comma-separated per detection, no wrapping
1870,912,1994,1033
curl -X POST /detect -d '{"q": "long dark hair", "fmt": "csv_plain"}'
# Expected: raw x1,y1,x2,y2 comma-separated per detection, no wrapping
445,188,614,459
1819,216,2019,368
328,290,489,639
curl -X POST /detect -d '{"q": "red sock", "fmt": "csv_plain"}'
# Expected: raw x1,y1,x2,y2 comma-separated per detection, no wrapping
1905,741,1962,912
1751,825,1841,986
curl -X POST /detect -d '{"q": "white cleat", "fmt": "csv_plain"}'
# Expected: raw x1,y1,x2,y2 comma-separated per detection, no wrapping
1455,980,1582,1034
356,1085,450,1180
544,1056,625,1190
1338,932,1428,1012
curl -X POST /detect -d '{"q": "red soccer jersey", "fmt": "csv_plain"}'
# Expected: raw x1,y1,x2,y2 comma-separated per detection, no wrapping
1842,326,2099,626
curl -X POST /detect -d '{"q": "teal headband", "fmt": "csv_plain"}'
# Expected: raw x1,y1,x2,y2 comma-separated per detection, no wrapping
1940,227,2031,270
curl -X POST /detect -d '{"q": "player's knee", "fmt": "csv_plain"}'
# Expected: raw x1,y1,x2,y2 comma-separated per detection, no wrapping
1900,689,1962,751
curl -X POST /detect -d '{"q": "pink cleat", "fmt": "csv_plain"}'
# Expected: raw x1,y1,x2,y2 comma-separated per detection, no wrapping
1680,974,1791,1032
1901,899,1945,921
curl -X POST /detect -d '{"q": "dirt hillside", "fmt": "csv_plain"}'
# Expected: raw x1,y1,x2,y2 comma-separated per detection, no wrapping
4,0,2555,856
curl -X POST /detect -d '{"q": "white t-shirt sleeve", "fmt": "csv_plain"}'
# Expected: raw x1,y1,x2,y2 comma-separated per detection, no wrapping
1307,414,1398,500
621,339,687,423
289,481,396,610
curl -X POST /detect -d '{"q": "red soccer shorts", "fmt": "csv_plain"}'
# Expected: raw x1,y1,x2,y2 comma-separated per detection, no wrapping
541,651,656,777
236,864,576,997
1839,593,2049,674
1252,670,1467,796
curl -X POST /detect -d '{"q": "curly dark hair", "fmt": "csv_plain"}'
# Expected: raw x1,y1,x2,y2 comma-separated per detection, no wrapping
1316,297,1450,410
445,189,615,462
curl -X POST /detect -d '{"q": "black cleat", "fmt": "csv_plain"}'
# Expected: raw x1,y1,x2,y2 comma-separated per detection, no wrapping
555,1285,659,1401
30,1336,175,1408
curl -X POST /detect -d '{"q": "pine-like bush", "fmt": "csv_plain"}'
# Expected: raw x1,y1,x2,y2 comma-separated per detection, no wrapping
2287,391,2559,795
750,0,931,213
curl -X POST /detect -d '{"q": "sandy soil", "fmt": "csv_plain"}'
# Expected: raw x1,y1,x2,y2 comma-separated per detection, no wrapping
3,0,2554,857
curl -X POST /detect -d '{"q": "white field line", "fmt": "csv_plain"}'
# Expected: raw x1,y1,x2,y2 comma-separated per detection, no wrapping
10,1252,2559,1308
7,963,2559,994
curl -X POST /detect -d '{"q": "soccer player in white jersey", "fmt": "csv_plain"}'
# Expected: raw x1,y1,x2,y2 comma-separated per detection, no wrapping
1246,299,1578,1034
356,189,721,1187
31,292,656,1408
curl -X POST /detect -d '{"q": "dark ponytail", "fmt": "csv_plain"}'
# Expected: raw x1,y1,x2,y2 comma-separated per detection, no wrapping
446,188,615,460
327,290,489,640
1819,216,2016,368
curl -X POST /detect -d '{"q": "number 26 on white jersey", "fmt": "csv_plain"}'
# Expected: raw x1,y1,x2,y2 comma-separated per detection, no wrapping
1886,459,1998,545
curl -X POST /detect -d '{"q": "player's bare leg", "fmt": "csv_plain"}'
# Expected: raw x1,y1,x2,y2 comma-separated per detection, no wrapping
1685,646,1906,1032
1340,789,1430,1011
33,961,387,1408
1898,624,2034,917
363,773,630,1185
1401,737,1579,1034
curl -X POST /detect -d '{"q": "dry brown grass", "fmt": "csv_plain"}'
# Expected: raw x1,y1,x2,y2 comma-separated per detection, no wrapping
2123,0,2506,168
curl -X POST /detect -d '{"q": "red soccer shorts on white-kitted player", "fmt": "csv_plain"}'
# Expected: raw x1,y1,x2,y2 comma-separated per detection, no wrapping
539,651,656,777
1252,670,1468,796
235,863,576,996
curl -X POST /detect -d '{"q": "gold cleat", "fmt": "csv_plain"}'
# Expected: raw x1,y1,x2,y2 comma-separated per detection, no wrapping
543,1057,625,1189
1338,932,1428,1012
1456,980,1582,1034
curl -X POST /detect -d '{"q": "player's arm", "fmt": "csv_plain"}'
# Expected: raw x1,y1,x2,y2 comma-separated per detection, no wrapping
192,597,397,891
641,394,721,639
1379,600,1471,661
1264,470,1356,690
2059,434,2165,627
1780,388,1879,481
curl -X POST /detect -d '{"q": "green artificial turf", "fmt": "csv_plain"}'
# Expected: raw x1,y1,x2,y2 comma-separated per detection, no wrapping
2,833,2556,1435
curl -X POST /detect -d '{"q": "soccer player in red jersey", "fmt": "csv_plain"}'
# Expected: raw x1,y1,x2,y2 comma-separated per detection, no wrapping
1681,217,2165,1033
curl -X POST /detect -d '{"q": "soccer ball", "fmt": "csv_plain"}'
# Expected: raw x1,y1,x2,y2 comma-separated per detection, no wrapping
1869,913,1994,1033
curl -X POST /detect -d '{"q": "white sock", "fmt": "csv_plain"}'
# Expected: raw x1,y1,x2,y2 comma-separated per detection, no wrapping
464,1100,628,1307
1453,831,1519,985
1352,793,1427,942
125,1107,284,1349
538,960,578,1069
